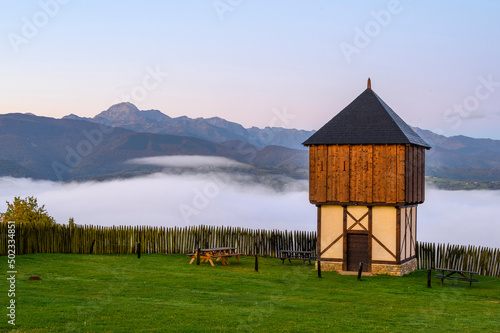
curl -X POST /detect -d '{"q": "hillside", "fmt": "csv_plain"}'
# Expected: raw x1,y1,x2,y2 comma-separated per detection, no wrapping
413,128,500,181
64,103,500,183
1,107,500,185
7,253,500,332
0,113,307,181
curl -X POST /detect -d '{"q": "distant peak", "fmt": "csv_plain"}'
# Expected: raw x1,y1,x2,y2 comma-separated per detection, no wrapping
107,102,140,111
103,102,141,115
62,114,90,121
94,102,142,123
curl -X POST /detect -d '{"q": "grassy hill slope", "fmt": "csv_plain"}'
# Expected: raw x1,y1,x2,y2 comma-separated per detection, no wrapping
2,254,498,332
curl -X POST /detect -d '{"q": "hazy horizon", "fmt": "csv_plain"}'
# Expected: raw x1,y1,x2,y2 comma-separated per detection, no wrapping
4,102,499,143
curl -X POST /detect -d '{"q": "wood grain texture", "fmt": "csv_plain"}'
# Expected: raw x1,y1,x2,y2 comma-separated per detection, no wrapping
346,233,370,271
396,145,406,203
308,144,425,205
309,145,316,202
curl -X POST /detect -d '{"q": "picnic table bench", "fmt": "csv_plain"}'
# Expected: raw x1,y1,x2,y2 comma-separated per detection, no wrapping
187,247,243,266
435,267,479,287
278,250,316,266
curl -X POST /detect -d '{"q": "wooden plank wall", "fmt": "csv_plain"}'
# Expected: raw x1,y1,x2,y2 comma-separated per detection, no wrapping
309,145,316,202
420,149,425,202
309,144,425,205
405,145,425,203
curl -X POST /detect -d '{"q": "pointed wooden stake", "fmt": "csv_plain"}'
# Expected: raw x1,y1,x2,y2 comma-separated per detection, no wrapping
357,262,364,280
89,239,95,254
254,239,259,272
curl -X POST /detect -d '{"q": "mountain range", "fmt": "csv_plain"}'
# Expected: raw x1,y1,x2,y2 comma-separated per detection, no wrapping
63,102,313,150
0,102,499,183
0,111,308,181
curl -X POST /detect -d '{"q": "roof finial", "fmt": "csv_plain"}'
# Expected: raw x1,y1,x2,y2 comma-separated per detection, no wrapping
367,77,371,89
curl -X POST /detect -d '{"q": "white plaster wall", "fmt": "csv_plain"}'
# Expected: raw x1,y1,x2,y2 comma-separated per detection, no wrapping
320,205,343,258
372,206,397,261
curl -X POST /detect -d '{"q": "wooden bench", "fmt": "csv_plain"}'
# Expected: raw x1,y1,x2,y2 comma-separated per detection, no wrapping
187,247,242,266
211,253,243,265
435,267,479,287
278,250,316,266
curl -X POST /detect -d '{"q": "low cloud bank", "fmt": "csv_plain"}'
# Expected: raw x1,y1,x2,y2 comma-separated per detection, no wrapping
0,175,498,248
127,155,250,169
418,189,500,248
0,173,314,232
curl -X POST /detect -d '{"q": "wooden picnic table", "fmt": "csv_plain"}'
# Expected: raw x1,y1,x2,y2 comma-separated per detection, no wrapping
187,247,243,266
435,267,479,287
278,250,316,266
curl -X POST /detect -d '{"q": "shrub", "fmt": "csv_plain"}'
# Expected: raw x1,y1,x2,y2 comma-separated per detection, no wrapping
2,196,56,225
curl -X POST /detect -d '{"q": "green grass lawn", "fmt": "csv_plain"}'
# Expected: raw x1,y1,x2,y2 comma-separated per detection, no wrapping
1,254,499,332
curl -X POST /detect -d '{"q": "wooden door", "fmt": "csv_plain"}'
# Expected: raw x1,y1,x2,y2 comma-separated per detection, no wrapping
346,233,370,271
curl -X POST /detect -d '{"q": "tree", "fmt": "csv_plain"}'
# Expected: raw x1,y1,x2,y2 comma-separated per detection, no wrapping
2,196,56,225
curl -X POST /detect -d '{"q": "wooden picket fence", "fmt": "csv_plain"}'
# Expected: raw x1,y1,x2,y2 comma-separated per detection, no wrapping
0,223,316,258
1,223,499,277
417,242,500,277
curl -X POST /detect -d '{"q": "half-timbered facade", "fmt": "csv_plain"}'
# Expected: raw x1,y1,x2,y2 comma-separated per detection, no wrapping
303,79,430,276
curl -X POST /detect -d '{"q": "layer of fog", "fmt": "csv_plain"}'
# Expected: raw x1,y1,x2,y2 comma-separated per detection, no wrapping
418,188,500,248
0,172,312,232
128,155,250,169
0,155,498,248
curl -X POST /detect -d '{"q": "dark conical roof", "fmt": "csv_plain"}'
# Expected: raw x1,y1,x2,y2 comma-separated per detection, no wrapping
303,87,431,148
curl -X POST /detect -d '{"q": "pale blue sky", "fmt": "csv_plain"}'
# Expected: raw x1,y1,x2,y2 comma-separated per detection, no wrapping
1,0,500,139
